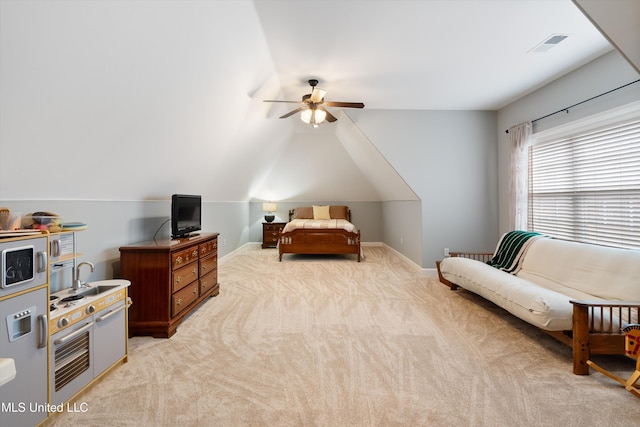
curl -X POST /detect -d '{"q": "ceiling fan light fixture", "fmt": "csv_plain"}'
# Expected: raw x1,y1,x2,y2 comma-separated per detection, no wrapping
300,108,326,127
264,79,363,125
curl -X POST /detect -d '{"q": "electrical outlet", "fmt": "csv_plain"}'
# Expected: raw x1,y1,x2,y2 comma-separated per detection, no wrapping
444,247,450,257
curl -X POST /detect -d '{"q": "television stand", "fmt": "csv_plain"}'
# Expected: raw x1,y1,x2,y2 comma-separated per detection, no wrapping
119,232,219,338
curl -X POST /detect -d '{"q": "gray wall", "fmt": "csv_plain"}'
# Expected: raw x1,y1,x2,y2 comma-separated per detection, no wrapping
497,50,640,234
354,109,499,269
382,200,422,266
2,200,249,291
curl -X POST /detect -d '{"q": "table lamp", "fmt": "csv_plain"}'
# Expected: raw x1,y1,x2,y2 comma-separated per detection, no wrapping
262,202,277,223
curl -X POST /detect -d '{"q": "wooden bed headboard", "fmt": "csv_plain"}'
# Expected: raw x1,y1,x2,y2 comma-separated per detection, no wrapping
288,206,351,222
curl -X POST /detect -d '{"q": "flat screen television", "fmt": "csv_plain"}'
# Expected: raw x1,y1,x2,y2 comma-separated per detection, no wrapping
171,194,201,238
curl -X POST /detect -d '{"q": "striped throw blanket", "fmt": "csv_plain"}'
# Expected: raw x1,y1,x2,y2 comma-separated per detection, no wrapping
486,230,545,274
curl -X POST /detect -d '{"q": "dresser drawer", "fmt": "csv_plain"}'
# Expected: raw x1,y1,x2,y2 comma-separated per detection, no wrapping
172,261,198,293
200,270,217,295
200,253,217,276
172,283,199,317
199,239,217,258
172,245,199,270
262,222,286,249
263,223,284,233
264,234,280,244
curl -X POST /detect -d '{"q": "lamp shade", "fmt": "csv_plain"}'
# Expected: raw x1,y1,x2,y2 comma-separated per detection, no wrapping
300,108,326,127
262,202,277,213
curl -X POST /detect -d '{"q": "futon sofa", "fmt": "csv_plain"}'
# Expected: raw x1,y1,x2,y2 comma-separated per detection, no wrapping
436,231,640,374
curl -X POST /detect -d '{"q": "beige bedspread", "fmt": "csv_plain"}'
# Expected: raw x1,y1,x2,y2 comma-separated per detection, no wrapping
282,219,358,234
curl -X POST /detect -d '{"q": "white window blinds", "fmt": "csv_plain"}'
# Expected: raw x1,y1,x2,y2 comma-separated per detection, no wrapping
528,117,640,249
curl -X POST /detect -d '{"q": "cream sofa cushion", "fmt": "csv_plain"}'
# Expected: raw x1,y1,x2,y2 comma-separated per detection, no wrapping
439,257,574,330
518,238,640,301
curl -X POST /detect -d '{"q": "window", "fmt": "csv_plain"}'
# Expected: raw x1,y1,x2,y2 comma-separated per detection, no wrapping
528,104,640,249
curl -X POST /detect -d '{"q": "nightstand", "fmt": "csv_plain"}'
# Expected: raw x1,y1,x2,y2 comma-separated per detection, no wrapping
262,222,286,249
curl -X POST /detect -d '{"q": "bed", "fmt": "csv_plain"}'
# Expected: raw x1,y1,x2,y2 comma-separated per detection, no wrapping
278,205,361,262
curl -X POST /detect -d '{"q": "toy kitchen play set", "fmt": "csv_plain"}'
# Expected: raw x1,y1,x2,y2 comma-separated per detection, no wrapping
0,209,130,427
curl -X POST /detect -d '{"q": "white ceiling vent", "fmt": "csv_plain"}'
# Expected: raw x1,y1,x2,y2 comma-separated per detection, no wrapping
528,34,570,53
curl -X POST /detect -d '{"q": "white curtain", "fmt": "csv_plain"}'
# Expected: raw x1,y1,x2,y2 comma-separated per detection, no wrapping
508,121,532,231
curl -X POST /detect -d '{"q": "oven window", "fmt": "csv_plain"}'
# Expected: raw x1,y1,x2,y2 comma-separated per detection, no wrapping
3,246,35,287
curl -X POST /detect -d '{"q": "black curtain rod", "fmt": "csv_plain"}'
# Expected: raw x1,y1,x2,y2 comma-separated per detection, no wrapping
505,78,640,133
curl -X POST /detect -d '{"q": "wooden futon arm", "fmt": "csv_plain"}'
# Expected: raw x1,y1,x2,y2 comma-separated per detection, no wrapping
570,300,640,333
436,252,493,290
570,300,640,309
570,299,640,374
449,251,493,262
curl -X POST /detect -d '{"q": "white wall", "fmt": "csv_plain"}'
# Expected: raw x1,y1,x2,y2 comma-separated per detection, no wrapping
0,0,287,201
497,50,640,234
573,0,640,73
251,130,381,202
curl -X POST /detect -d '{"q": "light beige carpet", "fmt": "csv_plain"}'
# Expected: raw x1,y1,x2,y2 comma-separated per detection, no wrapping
44,245,640,426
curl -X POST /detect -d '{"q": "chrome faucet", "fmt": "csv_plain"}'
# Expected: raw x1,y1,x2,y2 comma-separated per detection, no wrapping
73,261,95,290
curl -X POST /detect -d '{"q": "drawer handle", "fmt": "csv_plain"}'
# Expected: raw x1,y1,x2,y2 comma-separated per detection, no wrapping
176,276,182,283
193,287,198,295
177,298,183,306
176,256,183,265
192,267,197,275
192,249,198,257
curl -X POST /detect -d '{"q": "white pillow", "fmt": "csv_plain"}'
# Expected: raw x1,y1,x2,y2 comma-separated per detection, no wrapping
312,205,331,220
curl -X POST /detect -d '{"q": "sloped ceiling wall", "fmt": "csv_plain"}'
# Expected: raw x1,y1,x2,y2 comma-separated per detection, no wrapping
0,1,289,201
572,0,640,74
335,112,418,201
0,0,414,204
249,125,381,202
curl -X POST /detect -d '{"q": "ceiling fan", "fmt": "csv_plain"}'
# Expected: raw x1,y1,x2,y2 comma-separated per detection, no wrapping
264,79,364,127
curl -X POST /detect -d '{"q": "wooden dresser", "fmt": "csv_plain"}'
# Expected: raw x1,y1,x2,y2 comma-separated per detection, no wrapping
262,222,286,248
119,232,219,338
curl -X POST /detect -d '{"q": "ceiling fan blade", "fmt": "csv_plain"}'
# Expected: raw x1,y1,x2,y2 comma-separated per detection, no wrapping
279,106,307,119
263,100,303,103
324,101,365,108
318,107,337,122
310,87,326,103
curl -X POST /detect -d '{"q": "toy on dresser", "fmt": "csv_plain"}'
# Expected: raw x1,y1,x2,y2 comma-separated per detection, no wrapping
0,207,22,230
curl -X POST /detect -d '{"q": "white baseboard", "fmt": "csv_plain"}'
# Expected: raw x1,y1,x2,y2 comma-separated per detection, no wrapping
221,242,437,279
380,243,424,274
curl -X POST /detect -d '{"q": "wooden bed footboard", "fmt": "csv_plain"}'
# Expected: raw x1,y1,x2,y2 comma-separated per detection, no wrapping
279,228,361,262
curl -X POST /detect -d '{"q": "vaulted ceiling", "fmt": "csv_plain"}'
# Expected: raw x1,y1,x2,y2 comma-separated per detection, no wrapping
254,0,612,112
0,1,617,202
